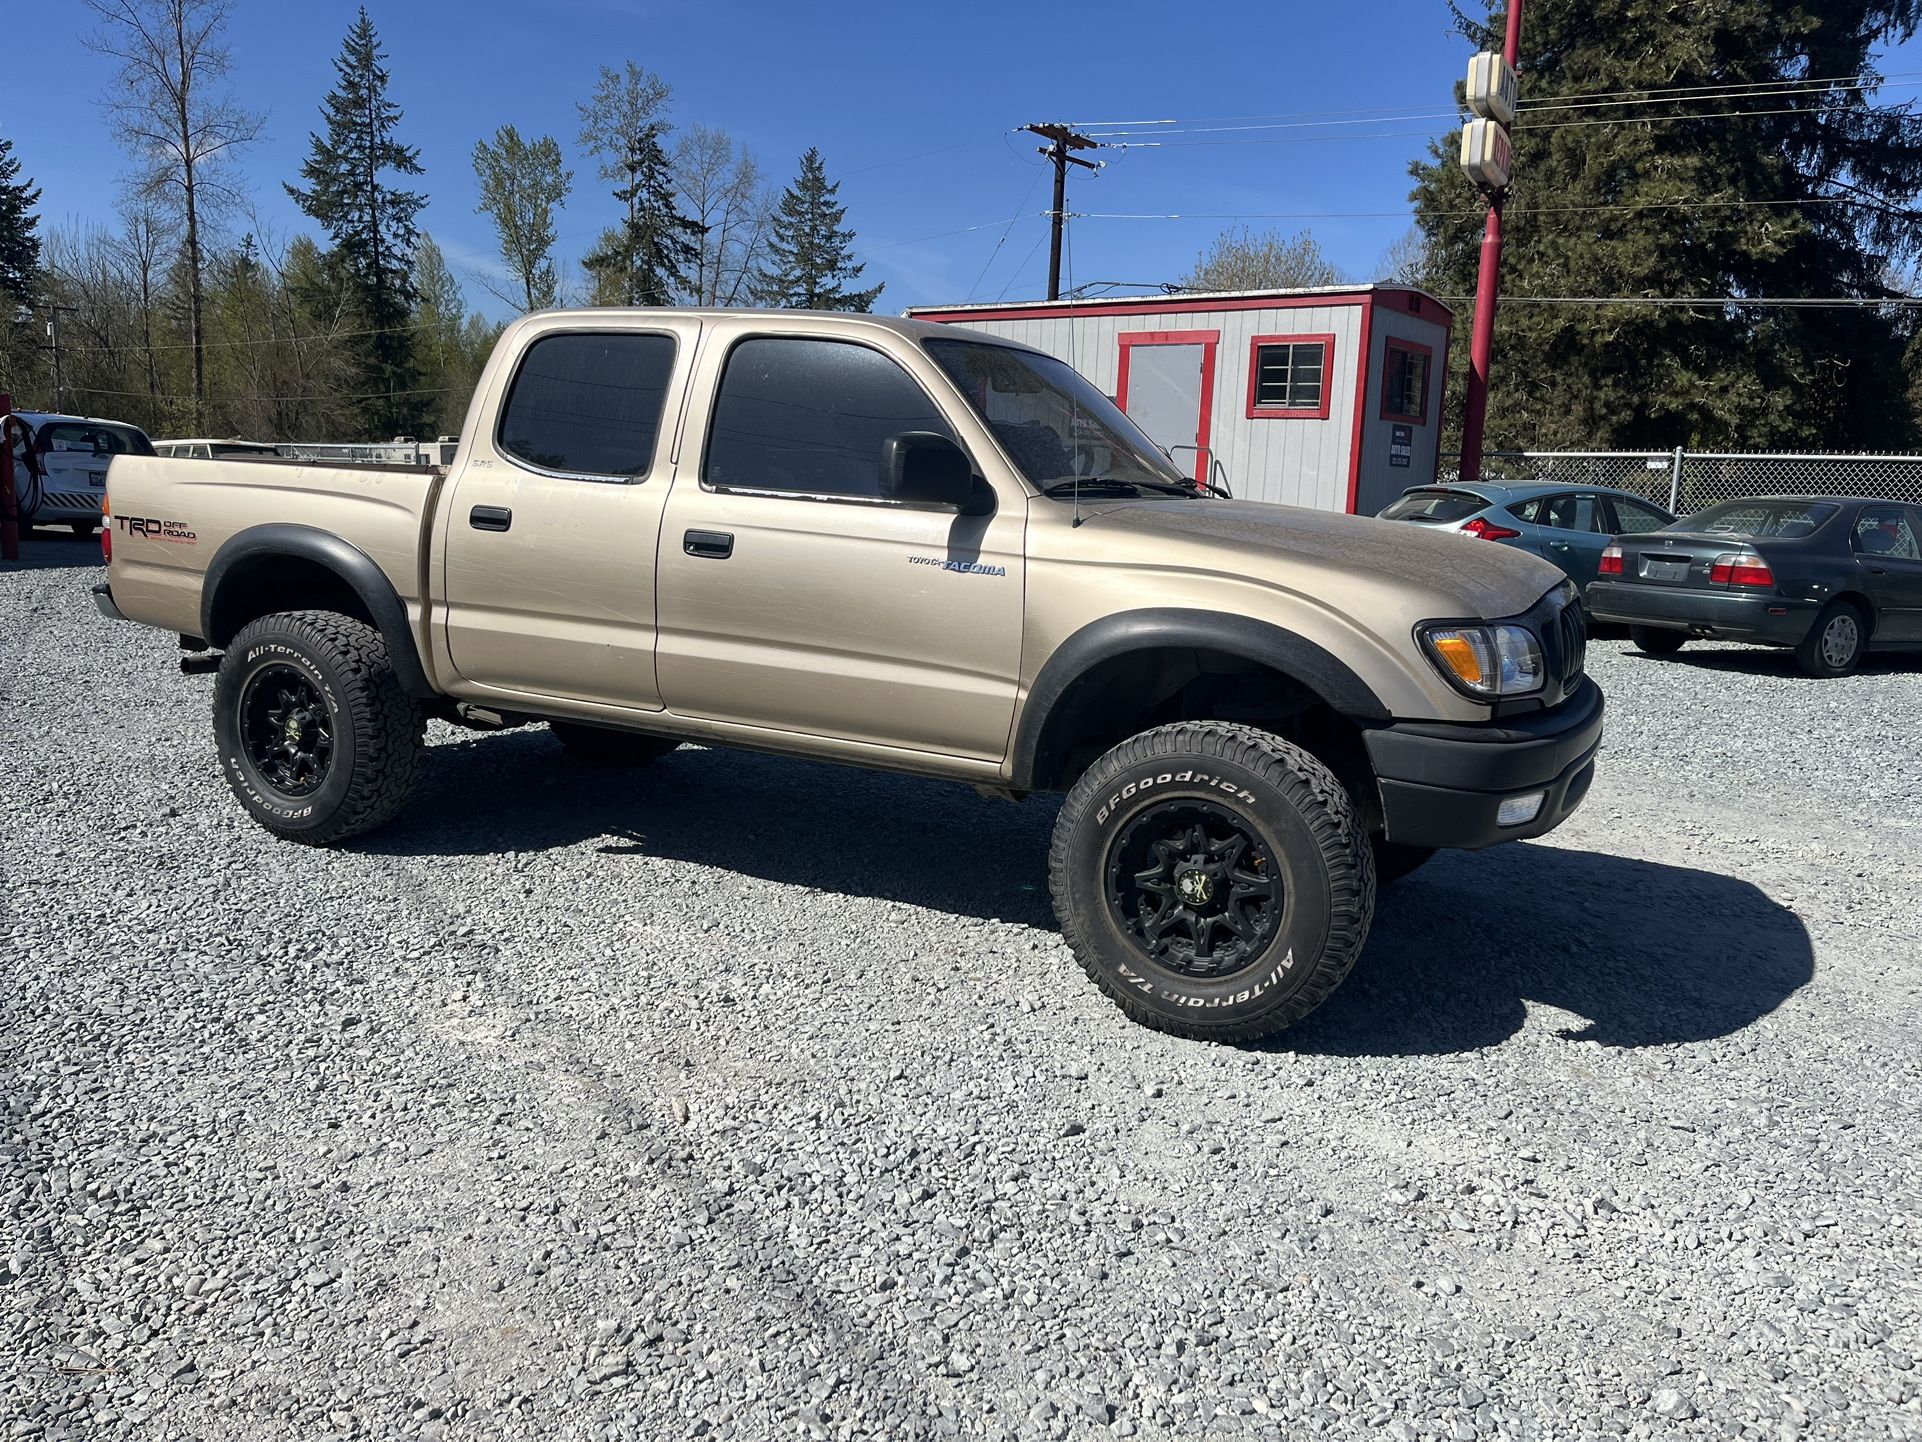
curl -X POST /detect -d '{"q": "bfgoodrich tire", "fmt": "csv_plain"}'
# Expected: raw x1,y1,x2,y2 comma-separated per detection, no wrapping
1050,722,1376,1043
549,719,681,765
213,610,423,845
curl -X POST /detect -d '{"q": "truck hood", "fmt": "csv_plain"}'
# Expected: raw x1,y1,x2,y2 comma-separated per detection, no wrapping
1073,497,1564,620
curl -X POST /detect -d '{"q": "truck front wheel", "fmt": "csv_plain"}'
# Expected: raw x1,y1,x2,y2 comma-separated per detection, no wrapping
213,611,424,845
1050,722,1376,1043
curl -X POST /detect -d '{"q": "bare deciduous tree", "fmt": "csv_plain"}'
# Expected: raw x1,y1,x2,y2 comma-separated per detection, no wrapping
1180,226,1345,293
84,0,261,430
674,125,768,306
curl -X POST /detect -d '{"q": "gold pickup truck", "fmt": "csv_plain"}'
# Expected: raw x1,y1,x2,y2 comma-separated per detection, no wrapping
93,308,1602,1041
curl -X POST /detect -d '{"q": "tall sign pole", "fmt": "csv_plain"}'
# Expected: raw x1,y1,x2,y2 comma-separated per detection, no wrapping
1457,2,1524,483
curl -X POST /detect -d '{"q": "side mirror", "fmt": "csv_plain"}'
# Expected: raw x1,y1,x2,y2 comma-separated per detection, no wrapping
881,431,990,514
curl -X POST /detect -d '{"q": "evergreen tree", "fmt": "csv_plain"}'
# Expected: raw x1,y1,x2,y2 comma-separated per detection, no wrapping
0,137,41,308
752,148,881,311
0,136,44,401
580,123,698,306
286,7,426,437
576,61,699,306
1410,1,1922,452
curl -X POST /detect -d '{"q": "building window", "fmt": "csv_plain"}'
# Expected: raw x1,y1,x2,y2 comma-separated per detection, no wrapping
1381,339,1432,424
1245,334,1334,420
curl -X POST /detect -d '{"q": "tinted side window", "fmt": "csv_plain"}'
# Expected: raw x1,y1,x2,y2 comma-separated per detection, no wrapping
706,337,954,499
1610,496,1671,534
1854,507,1922,561
498,332,677,478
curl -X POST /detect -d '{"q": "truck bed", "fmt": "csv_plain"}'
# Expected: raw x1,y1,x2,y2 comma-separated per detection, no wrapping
103,455,445,644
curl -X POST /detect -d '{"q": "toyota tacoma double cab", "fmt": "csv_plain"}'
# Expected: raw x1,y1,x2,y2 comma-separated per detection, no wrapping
93,308,1602,1041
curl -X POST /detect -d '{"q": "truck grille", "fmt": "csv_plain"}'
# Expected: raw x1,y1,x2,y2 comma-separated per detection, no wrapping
1557,600,1587,689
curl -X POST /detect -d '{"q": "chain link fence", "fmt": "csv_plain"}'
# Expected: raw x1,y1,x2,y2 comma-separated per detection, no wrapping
1441,450,1922,513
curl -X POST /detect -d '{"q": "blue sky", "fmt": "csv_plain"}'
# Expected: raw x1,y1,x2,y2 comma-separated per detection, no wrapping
10,1,1921,320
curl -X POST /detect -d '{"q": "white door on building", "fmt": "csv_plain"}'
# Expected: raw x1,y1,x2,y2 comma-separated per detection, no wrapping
1117,330,1217,483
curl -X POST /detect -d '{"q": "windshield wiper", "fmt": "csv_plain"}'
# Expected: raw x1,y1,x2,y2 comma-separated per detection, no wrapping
1037,476,1200,499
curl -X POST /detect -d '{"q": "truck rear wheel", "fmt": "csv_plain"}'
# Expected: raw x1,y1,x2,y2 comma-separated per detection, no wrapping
1049,722,1376,1043
548,720,681,765
213,611,423,845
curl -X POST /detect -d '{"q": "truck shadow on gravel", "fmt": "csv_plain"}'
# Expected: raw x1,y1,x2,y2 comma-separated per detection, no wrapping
3,535,107,572
1290,844,1814,1055
367,730,1814,1055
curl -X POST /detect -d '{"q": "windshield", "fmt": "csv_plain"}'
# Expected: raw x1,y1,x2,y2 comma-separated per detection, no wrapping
1379,489,1488,523
925,338,1190,492
1673,499,1838,539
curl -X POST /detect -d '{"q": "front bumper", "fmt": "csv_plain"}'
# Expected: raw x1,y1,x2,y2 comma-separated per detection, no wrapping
92,582,129,623
1365,677,1604,850
1584,581,1816,645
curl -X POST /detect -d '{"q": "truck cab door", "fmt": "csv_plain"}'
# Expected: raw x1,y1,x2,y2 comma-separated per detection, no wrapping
655,328,1026,762
437,318,700,712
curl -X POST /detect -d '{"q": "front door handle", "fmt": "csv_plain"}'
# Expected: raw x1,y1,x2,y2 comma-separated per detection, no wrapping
684,529,734,559
469,505,512,532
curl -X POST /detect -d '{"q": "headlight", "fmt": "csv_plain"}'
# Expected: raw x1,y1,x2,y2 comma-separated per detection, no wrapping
1419,622,1545,699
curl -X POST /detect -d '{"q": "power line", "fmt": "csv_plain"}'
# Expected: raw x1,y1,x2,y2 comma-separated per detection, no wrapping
1436,294,1922,308
966,167,1049,302
1071,70,1922,132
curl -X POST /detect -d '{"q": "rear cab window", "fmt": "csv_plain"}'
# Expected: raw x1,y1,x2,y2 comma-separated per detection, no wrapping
497,331,678,479
1379,489,1487,523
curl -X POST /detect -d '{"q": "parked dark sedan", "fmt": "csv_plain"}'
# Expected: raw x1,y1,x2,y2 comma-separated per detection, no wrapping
1584,495,1922,676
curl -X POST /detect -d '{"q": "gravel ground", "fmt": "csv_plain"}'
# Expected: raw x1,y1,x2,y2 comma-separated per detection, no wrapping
4,531,1920,1442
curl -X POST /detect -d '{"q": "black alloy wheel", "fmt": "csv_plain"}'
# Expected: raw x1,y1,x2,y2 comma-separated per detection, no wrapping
1105,800,1283,979
239,664,336,797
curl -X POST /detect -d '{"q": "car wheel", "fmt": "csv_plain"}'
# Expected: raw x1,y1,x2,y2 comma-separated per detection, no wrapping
1050,722,1376,1043
1372,838,1438,886
549,720,680,765
1630,625,1687,656
1795,600,1868,678
213,610,424,844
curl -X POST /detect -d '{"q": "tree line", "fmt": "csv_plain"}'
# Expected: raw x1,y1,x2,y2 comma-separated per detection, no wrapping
0,2,880,443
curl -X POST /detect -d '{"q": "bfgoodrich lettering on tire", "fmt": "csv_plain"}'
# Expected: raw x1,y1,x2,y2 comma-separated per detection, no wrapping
1049,722,1376,1043
213,610,424,845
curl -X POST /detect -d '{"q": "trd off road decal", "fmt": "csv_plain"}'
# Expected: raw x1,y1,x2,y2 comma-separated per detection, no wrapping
1096,771,1259,825
113,514,198,544
907,555,1006,577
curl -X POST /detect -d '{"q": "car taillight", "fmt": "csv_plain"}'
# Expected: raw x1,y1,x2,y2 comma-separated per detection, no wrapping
101,493,111,563
1462,516,1522,541
1710,553,1772,587
1598,543,1623,576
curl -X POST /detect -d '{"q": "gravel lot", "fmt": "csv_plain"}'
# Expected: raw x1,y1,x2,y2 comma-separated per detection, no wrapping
5,531,1920,1442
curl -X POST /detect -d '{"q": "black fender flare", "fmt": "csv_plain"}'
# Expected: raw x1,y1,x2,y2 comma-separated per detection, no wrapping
1011,608,1390,791
201,523,436,699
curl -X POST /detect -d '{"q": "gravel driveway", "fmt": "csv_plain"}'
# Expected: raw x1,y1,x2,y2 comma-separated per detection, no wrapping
5,533,1919,1441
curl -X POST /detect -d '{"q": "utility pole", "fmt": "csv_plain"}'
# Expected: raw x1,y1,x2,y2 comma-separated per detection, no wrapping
45,306,73,414
1458,1,1524,483
1022,123,1099,301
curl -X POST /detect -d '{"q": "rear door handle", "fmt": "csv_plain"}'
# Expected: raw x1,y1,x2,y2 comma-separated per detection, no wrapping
469,505,512,532
684,529,734,559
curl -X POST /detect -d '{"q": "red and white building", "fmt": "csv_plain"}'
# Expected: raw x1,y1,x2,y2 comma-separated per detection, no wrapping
907,285,1452,516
